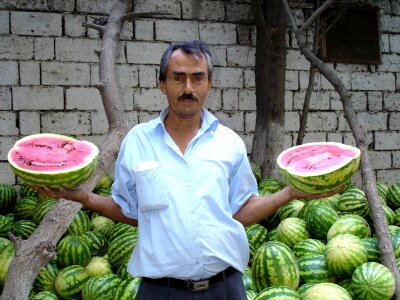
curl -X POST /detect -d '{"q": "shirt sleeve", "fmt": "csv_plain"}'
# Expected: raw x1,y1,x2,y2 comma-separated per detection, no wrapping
228,139,259,215
111,137,139,220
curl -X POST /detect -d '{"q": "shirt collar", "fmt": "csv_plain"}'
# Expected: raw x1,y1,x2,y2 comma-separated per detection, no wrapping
147,107,219,133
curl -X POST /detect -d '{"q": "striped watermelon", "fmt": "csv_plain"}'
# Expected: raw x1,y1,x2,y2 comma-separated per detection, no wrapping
33,260,59,292
11,219,37,239
91,215,115,240
376,182,388,203
85,256,113,277
19,182,39,198
351,262,395,300
382,204,396,225
327,214,371,241
250,161,262,183
0,237,12,252
66,209,90,236
32,199,57,225
55,265,90,299
292,239,326,258
304,202,339,240
31,290,59,300
387,183,400,209
82,273,121,300
242,266,253,291
276,217,310,248
338,187,370,218
56,235,92,267
296,282,317,296
301,282,352,300
297,254,335,283
93,174,113,193
113,277,141,300
0,213,15,238
8,133,99,189
390,229,400,257
13,196,40,220
81,231,108,256
0,243,15,288
251,241,299,292
246,223,268,253
108,222,137,244
0,184,17,213
325,233,368,277
277,142,360,194
258,177,284,194
337,279,355,299
107,232,137,268
254,285,301,300
246,289,258,300
116,261,132,281
277,199,305,220
362,237,381,262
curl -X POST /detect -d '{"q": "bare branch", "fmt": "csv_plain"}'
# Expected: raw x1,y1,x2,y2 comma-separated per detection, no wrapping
300,0,336,32
82,23,105,33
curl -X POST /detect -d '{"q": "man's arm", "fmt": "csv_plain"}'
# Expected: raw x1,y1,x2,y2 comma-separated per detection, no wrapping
35,186,138,226
233,185,344,226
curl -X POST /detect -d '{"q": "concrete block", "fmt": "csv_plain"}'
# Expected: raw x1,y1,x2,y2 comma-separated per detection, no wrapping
301,132,327,144
222,89,239,110
356,112,388,131
213,67,243,88
367,91,383,111
226,2,253,23
0,1,48,10
213,111,244,132
66,87,102,110
327,132,343,143
48,0,75,11
204,89,222,111
351,72,396,91
0,162,15,185
286,49,310,71
120,87,134,111
239,89,256,110
138,110,161,123
244,111,256,132
0,36,33,60
380,15,400,33
182,0,225,21
155,20,199,42
65,14,86,37
284,134,293,149
237,25,252,46
0,136,18,160
127,41,169,64
378,54,400,72
0,61,18,85
91,110,108,134
34,38,55,60
394,151,400,168
76,0,114,14
286,70,299,91
299,71,321,90
138,65,158,88
389,112,400,130
13,86,64,110
384,92,399,111
0,11,9,34
293,90,330,110
20,61,40,86
244,69,255,88
227,46,255,67
306,112,337,131
240,132,253,154
134,88,166,111
321,73,351,90
284,111,300,131
199,23,236,45
381,34,390,53
368,150,392,170
41,111,91,135
120,22,134,41
0,112,19,135
209,46,227,67
125,110,139,127
134,0,181,18
42,62,90,85
0,87,11,110
116,64,139,88
377,169,400,185
19,111,40,135
11,11,62,36
375,132,400,150
285,91,293,110
134,20,154,41
56,38,100,62
390,33,400,53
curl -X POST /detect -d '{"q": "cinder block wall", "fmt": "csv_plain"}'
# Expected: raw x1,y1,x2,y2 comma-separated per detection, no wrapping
1,0,399,185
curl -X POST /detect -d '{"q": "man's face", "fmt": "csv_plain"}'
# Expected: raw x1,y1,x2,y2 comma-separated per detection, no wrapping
160,49,212,120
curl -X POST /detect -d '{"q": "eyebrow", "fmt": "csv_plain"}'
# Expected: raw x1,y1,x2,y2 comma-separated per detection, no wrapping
172,71,206,77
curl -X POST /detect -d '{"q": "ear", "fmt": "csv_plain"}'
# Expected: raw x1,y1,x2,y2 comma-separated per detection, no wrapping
159,80,166,95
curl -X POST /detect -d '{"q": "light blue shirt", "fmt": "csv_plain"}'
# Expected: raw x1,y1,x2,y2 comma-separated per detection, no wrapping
112,108,259,280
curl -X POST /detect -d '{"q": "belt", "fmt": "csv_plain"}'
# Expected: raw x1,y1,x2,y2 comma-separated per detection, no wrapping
142,266,237,291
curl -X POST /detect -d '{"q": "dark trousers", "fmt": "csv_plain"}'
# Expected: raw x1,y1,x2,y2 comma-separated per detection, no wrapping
136,269,247,300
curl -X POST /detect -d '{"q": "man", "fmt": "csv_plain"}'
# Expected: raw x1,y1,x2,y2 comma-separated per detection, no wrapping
37,40,342,300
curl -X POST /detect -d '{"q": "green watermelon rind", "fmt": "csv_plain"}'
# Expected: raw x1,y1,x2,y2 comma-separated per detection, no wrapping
7,133,99,189
277,142,360,194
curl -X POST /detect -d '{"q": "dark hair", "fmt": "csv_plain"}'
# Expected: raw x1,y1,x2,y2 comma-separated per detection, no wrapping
158,40,214,82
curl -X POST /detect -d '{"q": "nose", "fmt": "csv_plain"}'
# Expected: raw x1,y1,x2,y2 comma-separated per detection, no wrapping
183,78,194,94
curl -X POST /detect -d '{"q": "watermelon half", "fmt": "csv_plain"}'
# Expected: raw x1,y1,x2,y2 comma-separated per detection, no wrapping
277,142,360,194
7,133,99,189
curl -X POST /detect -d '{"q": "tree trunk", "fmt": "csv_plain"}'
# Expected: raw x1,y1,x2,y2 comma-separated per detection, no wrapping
251,0,287,179
0,1,131,298
281,1,400,298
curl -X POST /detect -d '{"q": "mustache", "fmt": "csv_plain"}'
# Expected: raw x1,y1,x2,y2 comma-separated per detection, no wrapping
178,93,199,101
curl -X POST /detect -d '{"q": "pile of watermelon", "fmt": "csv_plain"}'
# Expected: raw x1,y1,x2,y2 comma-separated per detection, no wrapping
0,175,142,300
244,171,400,300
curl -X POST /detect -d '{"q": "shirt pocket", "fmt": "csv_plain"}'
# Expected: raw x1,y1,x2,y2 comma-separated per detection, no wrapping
135,162,169,212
